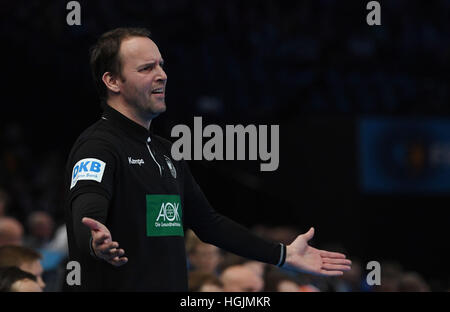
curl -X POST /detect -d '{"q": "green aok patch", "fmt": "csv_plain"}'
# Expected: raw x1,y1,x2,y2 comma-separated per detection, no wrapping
146,194,184,237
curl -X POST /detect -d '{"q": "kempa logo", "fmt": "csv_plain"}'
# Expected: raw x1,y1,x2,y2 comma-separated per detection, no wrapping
128,157,145,166
156,202,180,223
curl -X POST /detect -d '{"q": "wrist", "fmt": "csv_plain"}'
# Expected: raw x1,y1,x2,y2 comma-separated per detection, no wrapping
276,243,287,267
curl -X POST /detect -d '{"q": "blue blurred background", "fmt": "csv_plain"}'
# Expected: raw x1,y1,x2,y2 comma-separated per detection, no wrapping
0,0,449,291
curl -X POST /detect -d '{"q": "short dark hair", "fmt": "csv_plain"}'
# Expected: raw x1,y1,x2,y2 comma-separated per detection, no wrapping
0,266,37,292
89,27,152,103
0,245,42,268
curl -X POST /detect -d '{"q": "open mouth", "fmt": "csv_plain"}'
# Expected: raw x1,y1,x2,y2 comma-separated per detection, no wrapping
151,87,165,95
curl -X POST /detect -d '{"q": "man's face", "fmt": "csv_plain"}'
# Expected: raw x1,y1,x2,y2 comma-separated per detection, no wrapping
117,36,167,119
20,260,45,290
221,267,264,292
11,279,43,292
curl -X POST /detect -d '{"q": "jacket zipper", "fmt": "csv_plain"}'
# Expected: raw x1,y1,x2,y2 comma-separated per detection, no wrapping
146,137,162,176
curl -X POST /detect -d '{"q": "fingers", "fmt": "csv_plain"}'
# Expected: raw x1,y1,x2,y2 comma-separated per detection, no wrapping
319,257,352,276
108,256,128,267
97,241,119,256
96,241,127,262
82,217,103,232
82,218,128,267
319,270,344,277
322,263,352,271
302,227,315,242
87,219,112,246
107,248,125,259
322,258,352,266
319,250,347,259
92,232,111,246
96,240,126,261
322,256,351,272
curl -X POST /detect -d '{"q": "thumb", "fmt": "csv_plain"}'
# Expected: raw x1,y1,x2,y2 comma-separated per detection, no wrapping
82,217,103,232
303,227,315,242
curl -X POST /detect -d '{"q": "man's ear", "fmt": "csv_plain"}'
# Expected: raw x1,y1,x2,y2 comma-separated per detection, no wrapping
102,72,120,94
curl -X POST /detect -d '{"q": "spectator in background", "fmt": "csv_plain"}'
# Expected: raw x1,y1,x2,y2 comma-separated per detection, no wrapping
264,266,321,292
218,248,268,278
23,211,67,291
242,260,267,280
0,266,43,292
397,272,430,292
333,259,365,292
264,268,301,292
186,230,223,275
0,217,24,246
372,261,403,292
24,211,54,250
218,252,247,273
188,271,224,292
220,264,264,292
0,266,42,292
0,245,46,289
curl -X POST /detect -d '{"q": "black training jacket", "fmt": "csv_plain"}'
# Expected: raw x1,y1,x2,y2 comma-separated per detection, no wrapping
64,105,285,291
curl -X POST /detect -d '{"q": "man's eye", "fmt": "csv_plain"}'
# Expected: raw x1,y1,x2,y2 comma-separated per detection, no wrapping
140,65,153,72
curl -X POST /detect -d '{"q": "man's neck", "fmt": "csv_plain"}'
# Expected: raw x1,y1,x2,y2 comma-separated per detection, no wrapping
107,98,152,130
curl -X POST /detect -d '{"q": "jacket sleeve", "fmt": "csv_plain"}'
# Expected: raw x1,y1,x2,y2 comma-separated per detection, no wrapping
66,138,117,258
182,161,285,266
71,193,109,259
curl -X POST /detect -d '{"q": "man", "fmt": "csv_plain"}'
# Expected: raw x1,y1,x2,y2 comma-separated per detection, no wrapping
0,266,43,292
24,211,55,250
220,265,264,292
0,245,46,289
0,217,24,247
188,271,223,292
64,27,351,291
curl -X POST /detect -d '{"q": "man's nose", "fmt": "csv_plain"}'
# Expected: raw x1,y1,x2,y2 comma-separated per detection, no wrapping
157,66,167,82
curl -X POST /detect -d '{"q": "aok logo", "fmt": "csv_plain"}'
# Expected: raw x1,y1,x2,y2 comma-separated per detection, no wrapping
156,202,180,222
71,158,106,189
146,195,183,236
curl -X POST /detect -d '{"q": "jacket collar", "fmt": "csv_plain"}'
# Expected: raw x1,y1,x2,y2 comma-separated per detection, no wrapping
101,105,152,142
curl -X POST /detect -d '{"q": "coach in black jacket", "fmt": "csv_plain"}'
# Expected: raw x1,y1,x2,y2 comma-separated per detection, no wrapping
64,27,351,291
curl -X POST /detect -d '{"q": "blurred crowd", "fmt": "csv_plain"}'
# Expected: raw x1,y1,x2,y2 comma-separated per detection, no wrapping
0,192,441,292
184,228,437,293
1,0,450,291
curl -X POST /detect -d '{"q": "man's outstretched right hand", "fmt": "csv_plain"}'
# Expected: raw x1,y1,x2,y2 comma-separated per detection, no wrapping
82,217,128,267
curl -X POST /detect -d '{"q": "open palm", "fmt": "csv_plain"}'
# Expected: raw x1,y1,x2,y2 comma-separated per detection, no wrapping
82,217,128,267
285,227,351,276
